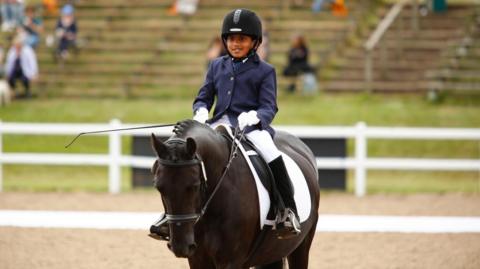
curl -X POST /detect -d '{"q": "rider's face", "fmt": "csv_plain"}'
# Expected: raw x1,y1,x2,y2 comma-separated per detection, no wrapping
226,34,254,58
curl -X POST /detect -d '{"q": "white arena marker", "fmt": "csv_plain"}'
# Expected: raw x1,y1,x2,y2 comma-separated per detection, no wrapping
316,215,480,233
1,211,480,233
0,210,159,230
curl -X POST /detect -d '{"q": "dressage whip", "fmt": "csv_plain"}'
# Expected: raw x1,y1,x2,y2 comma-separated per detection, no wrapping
64,123,176,148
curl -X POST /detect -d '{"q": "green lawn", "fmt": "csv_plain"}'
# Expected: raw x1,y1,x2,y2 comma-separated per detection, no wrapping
2,93,480,126
1,93,479,194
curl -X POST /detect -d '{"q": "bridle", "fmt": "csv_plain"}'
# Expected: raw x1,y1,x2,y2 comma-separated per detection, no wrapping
156,128,245,226
156,138,207,225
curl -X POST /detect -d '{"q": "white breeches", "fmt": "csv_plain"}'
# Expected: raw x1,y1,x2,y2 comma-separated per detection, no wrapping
245,130,281,163
210,115,281,163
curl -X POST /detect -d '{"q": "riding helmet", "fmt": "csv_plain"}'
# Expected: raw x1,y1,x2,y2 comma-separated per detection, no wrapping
221,9,263,45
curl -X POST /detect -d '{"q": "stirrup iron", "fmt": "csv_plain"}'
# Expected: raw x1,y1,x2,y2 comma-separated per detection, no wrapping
274,209,301,239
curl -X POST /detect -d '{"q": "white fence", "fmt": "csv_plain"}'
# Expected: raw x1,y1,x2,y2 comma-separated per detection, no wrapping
0,120,479,196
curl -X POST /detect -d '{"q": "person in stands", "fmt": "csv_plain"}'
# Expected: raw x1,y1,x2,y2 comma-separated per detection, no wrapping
55,4,77,60
282,33,314,93
5,35,38,98
205,36,227,68
22,5,43,49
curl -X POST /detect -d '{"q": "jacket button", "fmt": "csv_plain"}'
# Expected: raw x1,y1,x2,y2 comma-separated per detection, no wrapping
227,91,231,95
230,77,234,81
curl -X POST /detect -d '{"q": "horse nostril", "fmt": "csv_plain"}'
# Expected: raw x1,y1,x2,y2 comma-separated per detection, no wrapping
188,243,197,253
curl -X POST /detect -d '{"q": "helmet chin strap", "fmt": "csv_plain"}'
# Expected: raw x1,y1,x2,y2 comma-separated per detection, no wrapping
232,50,255,62
230,40,260,62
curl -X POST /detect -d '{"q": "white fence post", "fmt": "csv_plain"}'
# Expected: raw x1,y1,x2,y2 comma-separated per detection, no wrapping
109,119,121,194
0,120,3,192
355,122,367,197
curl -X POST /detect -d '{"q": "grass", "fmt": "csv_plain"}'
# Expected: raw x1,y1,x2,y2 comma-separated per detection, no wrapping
348,171,480,194
3,165,133,192
3,93,480,125
1,93,480,194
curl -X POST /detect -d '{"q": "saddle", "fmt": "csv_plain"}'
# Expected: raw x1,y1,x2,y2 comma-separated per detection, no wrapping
216,125,278,225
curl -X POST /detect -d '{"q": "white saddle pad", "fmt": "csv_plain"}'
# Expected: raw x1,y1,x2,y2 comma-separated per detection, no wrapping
219,125,311,229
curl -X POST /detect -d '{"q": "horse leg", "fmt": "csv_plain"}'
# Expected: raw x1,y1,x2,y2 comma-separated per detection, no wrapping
287,222,317,269
254,259,284,269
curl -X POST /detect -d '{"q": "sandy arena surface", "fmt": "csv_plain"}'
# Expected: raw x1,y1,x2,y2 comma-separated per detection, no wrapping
1,192,480,269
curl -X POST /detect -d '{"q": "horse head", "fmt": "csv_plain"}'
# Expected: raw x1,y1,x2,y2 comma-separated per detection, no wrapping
151,133,205,258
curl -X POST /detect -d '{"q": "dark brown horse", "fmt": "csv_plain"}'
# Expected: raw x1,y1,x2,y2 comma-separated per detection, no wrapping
151,120,319,269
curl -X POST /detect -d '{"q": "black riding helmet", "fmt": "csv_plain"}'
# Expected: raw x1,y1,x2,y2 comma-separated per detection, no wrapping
221,9,262,58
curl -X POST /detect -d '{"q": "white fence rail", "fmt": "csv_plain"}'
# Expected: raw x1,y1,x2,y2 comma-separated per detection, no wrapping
0,120,479,196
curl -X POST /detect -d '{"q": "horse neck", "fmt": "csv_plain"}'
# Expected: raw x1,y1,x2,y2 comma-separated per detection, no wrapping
180,128,229,180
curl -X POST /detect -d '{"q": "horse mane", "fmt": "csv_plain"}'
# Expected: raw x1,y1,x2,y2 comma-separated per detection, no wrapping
171,119,228,162
172,119,216,139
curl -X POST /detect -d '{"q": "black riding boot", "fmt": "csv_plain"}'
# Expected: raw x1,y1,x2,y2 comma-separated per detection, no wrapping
148,213,170,241
268,156,301,239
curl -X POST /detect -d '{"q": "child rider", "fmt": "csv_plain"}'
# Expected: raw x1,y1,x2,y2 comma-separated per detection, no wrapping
150,8,300,240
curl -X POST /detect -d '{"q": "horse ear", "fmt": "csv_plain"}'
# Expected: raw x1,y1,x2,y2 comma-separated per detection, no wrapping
186,137,196,158
151,133,167,158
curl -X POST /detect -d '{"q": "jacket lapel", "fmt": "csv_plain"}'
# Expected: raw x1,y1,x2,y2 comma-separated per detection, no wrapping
222,56,235,76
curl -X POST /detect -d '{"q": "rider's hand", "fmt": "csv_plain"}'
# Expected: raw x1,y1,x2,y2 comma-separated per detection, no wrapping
193,107,209,124
238,110,260,130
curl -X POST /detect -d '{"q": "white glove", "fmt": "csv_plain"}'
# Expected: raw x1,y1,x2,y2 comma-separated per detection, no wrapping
193,107,209,124
238,110,260,130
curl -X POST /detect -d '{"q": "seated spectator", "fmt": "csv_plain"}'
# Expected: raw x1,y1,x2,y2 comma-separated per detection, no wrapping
167,1,177,16
22,5,43,49
0,44,10,105
283,34,314,93
331,0,348,17
55,4,77,60
176,0,199,17
5,35,38,98
312,0,326,13
168,0,199,19
42,0,58,16
0,44,4,76
1,0,24,32
206,36,226,67
257,18,271,62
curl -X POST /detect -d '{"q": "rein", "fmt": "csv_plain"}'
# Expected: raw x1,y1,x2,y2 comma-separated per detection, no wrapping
159,127,246,225
198,127,245,221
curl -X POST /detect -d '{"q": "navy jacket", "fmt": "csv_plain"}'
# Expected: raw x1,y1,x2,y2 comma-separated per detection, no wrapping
193,54,278,136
